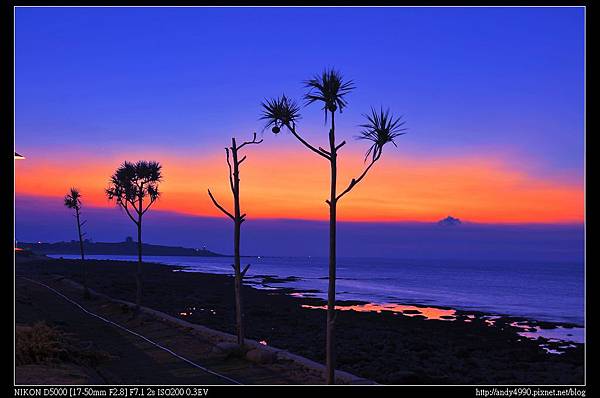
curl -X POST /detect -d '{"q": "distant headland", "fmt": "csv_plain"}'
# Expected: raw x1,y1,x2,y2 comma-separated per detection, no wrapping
18,237,226,257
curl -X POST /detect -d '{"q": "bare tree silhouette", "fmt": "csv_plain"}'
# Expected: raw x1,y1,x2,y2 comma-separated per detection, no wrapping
261,69,406,384
106,161,163,311
208,133,263,347
63,187,90,299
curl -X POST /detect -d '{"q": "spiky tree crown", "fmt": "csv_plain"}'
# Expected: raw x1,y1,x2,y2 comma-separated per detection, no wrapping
64,188,82,210
358,107,407,161
304,69,355,118
106,160,163,208
260,95,301,131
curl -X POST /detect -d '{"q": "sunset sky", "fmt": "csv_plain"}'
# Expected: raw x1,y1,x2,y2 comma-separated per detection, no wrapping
15,7,584,227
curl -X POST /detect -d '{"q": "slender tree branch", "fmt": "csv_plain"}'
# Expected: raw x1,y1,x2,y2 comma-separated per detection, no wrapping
137,181,144,214
237,132,264,150
125,196,139,214
119,201,139,225
238,155,247,165
225,148,235,194
207,189,235,220
285,123,331,160
335,141,347,151
318,147,332,156
241,264,251,277
141,197,157,215
336,154,381,202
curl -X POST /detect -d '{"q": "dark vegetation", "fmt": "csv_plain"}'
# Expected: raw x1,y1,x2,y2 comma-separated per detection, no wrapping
106,160,163,310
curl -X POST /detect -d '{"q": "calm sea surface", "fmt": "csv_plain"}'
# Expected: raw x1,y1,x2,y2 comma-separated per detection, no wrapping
49,254,584,326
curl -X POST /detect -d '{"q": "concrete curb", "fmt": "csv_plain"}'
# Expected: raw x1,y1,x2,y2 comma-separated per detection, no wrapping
55,275,376,385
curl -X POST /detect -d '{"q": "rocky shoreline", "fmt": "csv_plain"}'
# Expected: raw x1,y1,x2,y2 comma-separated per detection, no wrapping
16,257,584,384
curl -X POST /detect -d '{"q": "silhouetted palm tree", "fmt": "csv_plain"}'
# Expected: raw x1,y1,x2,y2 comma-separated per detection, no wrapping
106,161,163,311
64,188,90,299
261,69,406,384
208,132,263,347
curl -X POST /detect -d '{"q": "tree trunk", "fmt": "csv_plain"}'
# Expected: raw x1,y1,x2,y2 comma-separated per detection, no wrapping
233,219,244,346
231,138,245,347
326,111,337,384
136,218,142,311
76,207,89,299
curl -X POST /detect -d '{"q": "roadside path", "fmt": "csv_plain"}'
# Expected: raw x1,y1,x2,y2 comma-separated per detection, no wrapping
16,276,295,385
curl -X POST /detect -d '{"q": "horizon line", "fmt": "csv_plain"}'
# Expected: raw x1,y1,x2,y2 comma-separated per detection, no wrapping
15,192,584,226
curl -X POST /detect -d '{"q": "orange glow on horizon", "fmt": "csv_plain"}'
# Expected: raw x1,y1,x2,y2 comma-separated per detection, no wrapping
14,149,583,224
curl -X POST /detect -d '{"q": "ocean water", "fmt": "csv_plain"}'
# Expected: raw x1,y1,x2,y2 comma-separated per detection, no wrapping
49,254,584,326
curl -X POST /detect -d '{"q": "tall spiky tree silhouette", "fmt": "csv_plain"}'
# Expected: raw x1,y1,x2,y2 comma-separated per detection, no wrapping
261,69,406,384
63,187,90,299
106,160,163,311
208,132,263,347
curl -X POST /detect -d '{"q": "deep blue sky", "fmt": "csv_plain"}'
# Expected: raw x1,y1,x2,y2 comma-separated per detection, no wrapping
16,6,584,177
15,7,585,254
